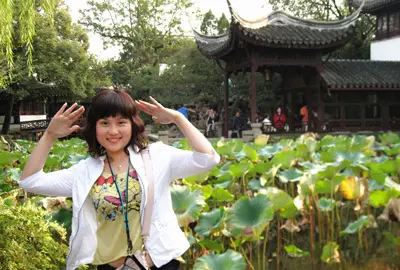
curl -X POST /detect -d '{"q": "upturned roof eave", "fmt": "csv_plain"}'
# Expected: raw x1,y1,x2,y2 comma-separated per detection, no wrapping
350,0,400,13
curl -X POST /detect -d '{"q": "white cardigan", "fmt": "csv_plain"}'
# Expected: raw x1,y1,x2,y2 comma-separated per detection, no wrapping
20,142,220,269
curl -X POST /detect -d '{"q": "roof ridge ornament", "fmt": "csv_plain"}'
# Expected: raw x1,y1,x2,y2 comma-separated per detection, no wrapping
228,0,365,30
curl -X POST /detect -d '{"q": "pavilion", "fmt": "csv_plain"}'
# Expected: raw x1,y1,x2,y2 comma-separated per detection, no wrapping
194,0,400,136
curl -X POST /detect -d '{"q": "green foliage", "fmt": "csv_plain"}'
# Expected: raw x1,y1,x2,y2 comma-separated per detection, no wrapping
0,0,55,76
81,0,192,69
200,10,229,35
0,198,68,269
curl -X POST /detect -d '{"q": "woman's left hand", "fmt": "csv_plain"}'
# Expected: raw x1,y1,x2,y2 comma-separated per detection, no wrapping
135,97,180,125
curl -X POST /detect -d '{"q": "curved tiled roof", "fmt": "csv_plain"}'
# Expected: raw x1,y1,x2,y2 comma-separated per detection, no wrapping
321,60,400,89
195,0,362,59
351,0,400,13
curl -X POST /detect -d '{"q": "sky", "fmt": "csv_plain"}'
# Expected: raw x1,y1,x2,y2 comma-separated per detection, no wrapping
64,0,272,60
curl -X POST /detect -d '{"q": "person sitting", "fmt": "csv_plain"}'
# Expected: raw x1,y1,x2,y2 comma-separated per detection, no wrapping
231,111,245,138
273,107,287,131
261,114,276,133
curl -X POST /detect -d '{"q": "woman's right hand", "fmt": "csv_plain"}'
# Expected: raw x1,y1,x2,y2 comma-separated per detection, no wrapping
45,103,85,140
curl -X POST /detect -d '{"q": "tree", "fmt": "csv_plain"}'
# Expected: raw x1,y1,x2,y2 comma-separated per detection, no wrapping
268,0,375,59
0,0,55,77
0,1,109,134
81,0,192,70
216,13,230,35
200,10,230,35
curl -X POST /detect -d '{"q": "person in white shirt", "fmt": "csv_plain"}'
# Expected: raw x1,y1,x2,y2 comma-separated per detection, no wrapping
19,89,220,270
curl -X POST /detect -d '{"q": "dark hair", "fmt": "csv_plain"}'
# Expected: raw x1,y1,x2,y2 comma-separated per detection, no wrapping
83,89,147,157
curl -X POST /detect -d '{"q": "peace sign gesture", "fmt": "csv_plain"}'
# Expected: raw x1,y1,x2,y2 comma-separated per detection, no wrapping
46,103,85,140
135,97,180,125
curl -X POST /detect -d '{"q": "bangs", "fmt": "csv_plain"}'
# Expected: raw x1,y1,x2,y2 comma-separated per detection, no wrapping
89,90,135,121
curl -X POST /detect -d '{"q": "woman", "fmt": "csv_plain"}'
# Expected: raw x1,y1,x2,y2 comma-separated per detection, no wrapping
205,108,217,137
273,107,287,130
19,89,220,270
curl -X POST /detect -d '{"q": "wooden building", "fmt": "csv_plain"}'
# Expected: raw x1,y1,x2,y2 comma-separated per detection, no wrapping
194,0,400,136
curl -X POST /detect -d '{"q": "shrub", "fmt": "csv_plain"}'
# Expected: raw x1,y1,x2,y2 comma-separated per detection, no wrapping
0,199,69,269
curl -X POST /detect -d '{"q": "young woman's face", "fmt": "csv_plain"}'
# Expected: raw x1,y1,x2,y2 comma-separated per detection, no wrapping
96,115,132,155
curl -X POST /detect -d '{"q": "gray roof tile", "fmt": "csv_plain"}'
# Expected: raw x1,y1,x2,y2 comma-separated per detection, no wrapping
321,60,400,89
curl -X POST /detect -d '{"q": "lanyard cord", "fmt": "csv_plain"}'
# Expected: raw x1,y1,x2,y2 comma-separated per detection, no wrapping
106,154,133,253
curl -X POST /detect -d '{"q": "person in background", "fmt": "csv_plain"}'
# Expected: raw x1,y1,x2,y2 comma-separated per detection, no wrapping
300,103,309,132
19,89,220,270
273,107,287,131
205,108,218,138
231,111,245,138
261,113,276,133
177,104,195,120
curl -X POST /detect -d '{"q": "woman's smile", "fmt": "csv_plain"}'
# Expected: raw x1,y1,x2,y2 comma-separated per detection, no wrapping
107,137,122,143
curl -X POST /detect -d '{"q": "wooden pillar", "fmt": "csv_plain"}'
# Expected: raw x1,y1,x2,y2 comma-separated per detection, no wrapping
250,65,257,122
223,71,230,138
315,72,324,133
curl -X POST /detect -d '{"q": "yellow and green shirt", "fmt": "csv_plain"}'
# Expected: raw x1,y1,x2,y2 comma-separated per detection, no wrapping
89,167,142,265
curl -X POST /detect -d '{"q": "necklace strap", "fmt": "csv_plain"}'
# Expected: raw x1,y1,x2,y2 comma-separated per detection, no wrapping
106,154,133,252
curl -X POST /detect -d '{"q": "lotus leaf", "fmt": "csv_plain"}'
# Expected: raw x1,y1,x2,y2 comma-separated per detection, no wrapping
170,185,205,227
198,239,224,252
340,215,369,235
379,132,400,145
284,244,310,257
252,161,273,174
193,249,246,270
195,207,226,236
262,187,297,218
212,188,234,202
321,242,340,264
278,168,303,183
258,144,282,160
200,185,213,200
243,144,258,162
227,194,273,237
0,152,21,167
271,150,296,168
369,190,391,208
335,151,365,166
183,171,210,185
314,175,343,194
254,135,269,146
317,198,336,212
229,162,253,178
384,143,400,156
350,135,375,151
248,178,263,190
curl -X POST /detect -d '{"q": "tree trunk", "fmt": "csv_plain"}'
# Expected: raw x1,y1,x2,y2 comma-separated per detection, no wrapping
1,93,14,135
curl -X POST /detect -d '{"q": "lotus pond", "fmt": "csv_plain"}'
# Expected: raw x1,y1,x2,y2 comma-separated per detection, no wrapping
1,133,400,270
